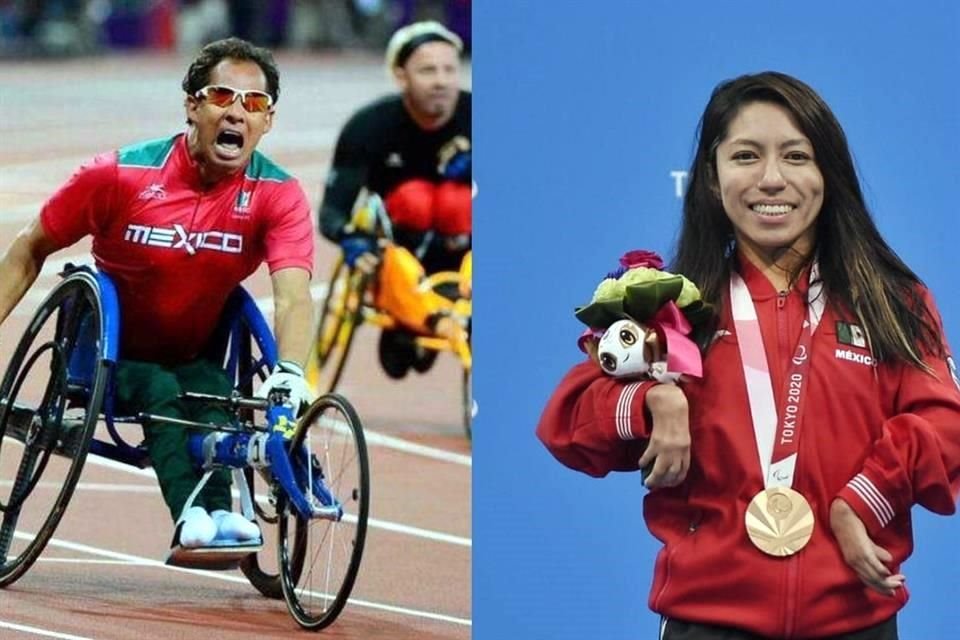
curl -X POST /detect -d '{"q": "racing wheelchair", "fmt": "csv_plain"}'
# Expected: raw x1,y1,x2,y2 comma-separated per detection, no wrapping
306,195,474,438
0,265,369,631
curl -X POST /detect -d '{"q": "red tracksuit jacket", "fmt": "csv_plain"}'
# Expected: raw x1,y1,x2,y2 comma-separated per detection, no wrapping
536,260,960,638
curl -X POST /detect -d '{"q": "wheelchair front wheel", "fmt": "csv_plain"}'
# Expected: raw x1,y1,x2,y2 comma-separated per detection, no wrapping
306,258,366,394
239,467,307,599
0,275,107,587
278,393,370,630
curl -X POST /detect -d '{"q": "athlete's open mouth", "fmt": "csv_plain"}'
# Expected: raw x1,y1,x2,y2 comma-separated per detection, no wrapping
214,130,245,159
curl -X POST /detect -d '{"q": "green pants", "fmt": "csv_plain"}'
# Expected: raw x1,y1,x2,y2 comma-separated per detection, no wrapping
114,358,234,521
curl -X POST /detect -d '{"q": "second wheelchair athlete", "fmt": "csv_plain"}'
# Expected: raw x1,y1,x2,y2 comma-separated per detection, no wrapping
318,21,471,379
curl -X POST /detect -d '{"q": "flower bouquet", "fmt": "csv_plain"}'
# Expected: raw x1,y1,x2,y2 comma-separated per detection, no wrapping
575,250,711,382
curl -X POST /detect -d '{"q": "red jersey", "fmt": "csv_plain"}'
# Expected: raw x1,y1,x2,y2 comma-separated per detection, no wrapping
40,134,314,365
537,259,960,638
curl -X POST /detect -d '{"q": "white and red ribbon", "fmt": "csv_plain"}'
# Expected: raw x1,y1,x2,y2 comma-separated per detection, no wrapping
730,264,825,489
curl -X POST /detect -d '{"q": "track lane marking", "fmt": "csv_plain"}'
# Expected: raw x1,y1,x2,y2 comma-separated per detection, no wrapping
0,620,95,640
37,558,150,565
12,531,471,627
0,476,471,547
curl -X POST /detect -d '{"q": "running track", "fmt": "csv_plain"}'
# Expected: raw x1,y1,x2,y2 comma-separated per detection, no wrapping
0,52,470,639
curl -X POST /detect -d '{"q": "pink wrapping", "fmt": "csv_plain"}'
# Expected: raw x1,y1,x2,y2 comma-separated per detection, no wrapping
577,327,604,353
652,302,703,378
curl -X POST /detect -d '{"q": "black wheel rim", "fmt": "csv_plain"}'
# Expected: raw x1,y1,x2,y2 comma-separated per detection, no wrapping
0,276,104,586
277,394,369,630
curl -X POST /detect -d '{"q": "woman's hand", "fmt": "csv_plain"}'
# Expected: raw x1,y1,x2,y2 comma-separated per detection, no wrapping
638,383,690,489
829,498,905,596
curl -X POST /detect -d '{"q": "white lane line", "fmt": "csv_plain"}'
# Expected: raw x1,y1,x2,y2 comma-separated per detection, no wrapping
365,516,470,547
80,456,154,479
361,429,471,467
70,482,154,493
37,558,148,566
64,459,473,546
12,531,470,627
0,620,95,640
0,477,471,547
0,481,156,494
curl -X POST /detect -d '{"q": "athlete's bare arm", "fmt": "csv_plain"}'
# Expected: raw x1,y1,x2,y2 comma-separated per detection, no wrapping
0,218,62,326
271,266,314,368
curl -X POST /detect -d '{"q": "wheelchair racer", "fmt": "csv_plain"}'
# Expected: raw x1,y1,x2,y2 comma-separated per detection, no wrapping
318,20,471,379
0,38,314,553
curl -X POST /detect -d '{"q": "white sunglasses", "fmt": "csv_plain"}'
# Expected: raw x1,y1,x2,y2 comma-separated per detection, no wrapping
195,85,273,113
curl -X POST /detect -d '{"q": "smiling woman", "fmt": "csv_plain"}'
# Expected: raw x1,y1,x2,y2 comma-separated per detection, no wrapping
536,71,960,640
714,102,824,285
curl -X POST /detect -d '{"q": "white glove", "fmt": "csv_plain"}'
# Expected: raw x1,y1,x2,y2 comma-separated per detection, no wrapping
256,360,315,413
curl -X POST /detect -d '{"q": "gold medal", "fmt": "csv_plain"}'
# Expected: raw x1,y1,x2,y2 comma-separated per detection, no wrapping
745,487,815,557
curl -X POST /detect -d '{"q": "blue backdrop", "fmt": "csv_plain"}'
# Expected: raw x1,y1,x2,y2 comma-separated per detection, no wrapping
474,2,960,638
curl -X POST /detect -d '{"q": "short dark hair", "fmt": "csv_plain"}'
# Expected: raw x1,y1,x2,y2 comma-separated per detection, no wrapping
182,37,280,104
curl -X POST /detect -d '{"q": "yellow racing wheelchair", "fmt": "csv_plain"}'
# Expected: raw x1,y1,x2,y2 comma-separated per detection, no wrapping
306,195,473,439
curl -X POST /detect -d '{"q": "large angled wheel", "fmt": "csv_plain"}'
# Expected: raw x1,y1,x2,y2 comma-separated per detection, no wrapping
306,258,367,394
278,393,369,631
0,275,107,586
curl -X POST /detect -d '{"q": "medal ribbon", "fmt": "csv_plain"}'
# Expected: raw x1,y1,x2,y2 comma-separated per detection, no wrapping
729,264,825,489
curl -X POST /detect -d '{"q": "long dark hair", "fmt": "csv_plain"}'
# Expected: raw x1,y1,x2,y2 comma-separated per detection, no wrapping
673,71,941,368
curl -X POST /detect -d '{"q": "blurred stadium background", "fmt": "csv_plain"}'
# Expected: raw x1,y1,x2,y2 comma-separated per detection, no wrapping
0,0,470,58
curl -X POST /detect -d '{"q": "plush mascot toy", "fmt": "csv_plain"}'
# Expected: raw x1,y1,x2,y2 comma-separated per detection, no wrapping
575,250,711,382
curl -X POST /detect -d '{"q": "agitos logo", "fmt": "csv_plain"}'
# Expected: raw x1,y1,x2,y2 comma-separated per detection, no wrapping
124,223,243,255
